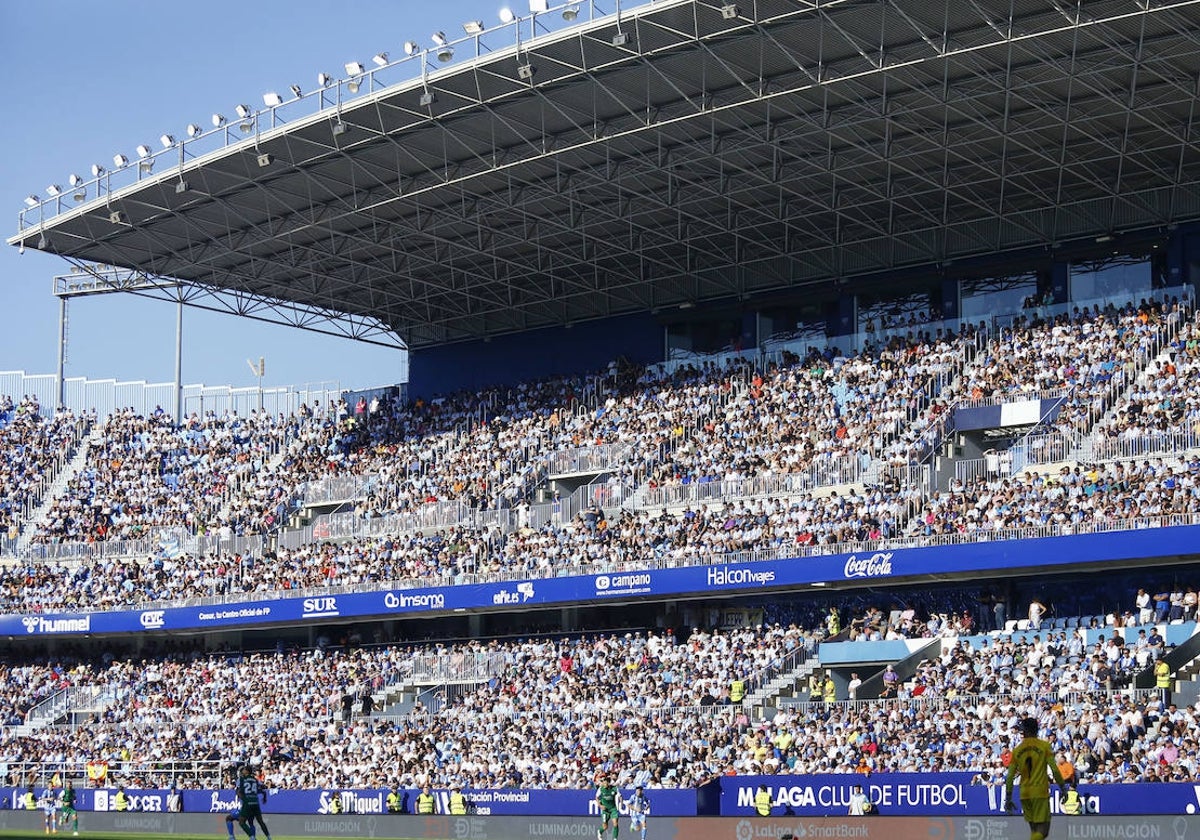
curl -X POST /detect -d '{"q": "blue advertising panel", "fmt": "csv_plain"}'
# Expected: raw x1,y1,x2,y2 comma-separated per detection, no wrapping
2,787,697,817
719,774,1200,816
4,524,1199,637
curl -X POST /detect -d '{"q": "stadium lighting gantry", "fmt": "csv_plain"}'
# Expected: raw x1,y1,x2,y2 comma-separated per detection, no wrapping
372,53,389,67
432,32,453,62
68,174,83,187
720,4,739,19
263,92,284,107
135,145,152,158
160,134,176,148
529,0,548,11
463,20,485,34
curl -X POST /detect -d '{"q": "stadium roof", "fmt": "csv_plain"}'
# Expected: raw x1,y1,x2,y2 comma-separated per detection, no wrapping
11,0,1200,350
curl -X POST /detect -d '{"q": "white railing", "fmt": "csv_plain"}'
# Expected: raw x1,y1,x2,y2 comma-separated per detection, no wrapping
408,652,507,684
300,474,377,506
546,443,633,476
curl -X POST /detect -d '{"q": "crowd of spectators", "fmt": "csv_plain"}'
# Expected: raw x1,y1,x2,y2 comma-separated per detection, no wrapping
0,396,91,541
1,617,1193,790
959,298,1185,436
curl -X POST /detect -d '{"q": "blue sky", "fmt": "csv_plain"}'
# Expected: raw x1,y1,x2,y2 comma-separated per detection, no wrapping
0,1,635,396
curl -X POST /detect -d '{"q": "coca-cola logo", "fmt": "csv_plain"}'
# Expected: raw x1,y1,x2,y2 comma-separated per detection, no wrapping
843,552,894,579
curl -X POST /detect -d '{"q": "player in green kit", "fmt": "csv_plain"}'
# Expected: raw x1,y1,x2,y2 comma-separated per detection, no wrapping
595,775,620,840
235,765,272,840
1005,717,1067,840
59,781,78,835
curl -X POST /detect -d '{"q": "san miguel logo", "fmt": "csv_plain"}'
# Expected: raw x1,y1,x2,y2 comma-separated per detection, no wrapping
843,552,895,579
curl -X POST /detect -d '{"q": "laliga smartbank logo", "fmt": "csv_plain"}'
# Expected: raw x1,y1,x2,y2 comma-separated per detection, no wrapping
843,552,894,579
21,615,91,634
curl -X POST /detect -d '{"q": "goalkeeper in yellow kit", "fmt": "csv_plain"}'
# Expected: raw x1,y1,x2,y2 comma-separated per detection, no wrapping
1005,717,1067,840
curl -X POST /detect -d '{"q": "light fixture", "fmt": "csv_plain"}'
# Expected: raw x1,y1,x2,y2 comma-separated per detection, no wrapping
517,63,536,80
463,20,485,34
528,0,548,11
562,4,579,20
612,31,629,46
91,164,105,177
46,184,62,197
239,119,256,134
345,61,365,76
139,159,154,174
160,134,176,148
437,45,454,62
431,31,448,46
256,153,273,168
263,92,283,107
109,210,126,224
720,3,738,19
403,41,420,55
73,187,86,202
175,181,190,194
348,78,362,93
372,52,389,67
37,235,48,249
317,72,332,86
1095,233,1115,243
23,195,38,207
69,174,83,187
332,121,348,136
499,8,515,23
212,113,226,127
186,123,203,138
113,154,129,168
235,104,252,118
290,84,303,97
419,91,436,106
136,145,152,158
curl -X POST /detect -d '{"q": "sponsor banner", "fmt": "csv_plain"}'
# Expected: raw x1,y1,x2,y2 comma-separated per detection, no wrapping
3,787,696,817
720,775,1200,817
4,525,1200,636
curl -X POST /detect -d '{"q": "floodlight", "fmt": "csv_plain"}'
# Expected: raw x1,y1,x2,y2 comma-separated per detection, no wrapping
175,181,190,194
69,174,83,187
239,119,256,133
529,0,548,11
403,41,420,55
517,63,536,80
235,104,252,118
332,121,348,136
113,154,129,168
263,92,283,107
419,91,436,106
562,4,579,20
317,72,333,86
212,113,226,127
372,52,389,67
73,187,87,202
186,123,203,138
612,31,629,46
160,134,176,148
347,78,362,93
91,164,105,177
463,20,485,34
720,3,738,18
256,153,273,168
437,45,454,62
46,184,62,197
499,7,515,23
139,159,154,174
431,31,448,46
23,195,38,207
345,61,365,76
136,145,152,158
109,210,125,224
290,84,302,97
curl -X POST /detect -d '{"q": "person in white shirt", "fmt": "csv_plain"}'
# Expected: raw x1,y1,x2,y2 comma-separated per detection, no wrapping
848,785,869,816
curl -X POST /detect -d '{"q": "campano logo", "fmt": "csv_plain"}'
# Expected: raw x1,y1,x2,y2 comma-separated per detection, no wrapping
595,575,611,591
139,611,166,629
